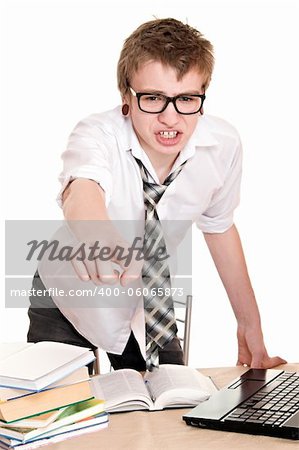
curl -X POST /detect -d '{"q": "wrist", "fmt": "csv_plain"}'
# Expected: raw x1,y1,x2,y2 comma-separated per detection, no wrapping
231,291,262,330
237,321,264,344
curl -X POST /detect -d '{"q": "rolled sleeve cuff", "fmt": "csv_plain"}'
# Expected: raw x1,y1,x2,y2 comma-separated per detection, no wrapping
56,169,112,209
196,215,235,234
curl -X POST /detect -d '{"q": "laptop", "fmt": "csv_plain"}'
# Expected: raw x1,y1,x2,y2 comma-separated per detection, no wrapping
183,368,299,440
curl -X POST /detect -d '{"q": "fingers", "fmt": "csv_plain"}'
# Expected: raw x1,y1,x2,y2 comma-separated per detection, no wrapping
236,360,250,367
120,264,142,286
257,356,287,369
71,256,121,285
236,325,287,370
244,348,268,368
236,335,252,367
95,259,120,285
274,356,288,366
119,252,143,287
71,258,104,285
247,356,288,369
71,258,91,282
70,238,143,286
84,258,103,285
70,241,96,282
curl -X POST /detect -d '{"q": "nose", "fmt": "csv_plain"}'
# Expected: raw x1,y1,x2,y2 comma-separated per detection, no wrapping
158,101,180,127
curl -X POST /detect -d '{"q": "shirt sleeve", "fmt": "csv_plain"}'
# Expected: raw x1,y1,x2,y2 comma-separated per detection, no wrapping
196,135,243,233
57,116,114,208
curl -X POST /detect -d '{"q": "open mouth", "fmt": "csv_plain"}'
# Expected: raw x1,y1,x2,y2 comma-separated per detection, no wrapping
159,131,178,139
155,130,181,146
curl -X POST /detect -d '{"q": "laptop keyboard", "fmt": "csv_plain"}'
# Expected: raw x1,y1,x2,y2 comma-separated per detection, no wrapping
225,372,299,427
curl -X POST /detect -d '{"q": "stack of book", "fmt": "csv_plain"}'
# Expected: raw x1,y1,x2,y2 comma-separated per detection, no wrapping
0,342,108,449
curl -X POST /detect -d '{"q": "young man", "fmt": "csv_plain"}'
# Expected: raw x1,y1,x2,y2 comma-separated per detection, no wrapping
28,18,285,371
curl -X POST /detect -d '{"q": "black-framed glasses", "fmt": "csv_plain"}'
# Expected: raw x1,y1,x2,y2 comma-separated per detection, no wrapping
129,87,205,115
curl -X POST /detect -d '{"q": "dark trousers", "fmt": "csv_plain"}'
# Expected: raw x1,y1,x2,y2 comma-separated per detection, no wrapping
27,272,184,371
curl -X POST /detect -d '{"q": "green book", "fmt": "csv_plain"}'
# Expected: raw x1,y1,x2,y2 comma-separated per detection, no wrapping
0,398,105,442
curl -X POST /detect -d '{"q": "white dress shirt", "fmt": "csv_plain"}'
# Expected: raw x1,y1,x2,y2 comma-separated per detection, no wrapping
39,106,242,357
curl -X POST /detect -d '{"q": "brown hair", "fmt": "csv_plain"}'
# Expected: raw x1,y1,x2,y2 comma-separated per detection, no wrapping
117,18,214,97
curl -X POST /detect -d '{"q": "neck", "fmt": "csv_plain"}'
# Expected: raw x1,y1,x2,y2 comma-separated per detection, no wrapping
147,152,179,184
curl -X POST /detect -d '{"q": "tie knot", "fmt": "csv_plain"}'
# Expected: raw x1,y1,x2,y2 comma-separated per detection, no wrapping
143,182,166,208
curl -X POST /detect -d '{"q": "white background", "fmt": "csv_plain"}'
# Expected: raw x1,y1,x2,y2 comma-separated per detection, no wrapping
1,0,298,371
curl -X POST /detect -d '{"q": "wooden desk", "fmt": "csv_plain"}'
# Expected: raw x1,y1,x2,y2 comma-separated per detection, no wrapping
47,363,299,450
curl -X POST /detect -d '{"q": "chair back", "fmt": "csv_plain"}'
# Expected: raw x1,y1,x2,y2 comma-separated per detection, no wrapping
174,294,193,365
93,294,193,373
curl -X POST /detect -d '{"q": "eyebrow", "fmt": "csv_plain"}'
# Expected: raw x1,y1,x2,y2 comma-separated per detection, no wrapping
138,89,203,96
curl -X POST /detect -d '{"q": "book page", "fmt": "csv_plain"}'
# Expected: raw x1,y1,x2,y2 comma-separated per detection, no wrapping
91,369,153,412
0,409,64,429
48,366,89,388
144,365,217,410
0,386,32,401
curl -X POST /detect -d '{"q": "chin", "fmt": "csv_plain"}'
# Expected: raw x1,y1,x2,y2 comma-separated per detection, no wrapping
157,144,184,155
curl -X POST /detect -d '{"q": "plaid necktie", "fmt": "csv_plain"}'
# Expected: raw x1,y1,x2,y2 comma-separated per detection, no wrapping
135,158,186,371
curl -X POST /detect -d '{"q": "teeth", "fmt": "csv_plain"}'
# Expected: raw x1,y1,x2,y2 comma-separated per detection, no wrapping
159,131,178,139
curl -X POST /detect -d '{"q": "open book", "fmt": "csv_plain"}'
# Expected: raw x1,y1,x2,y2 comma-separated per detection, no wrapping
91,364,217,412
